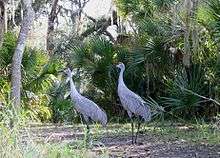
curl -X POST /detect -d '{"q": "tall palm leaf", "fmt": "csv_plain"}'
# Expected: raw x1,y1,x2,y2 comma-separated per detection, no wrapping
161,65,207,117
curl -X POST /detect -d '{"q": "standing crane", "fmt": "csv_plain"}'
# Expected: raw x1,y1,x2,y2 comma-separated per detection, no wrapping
116,62,151,144
63,68,107,144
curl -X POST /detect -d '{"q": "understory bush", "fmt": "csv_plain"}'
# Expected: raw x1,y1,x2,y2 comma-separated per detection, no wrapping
0,105,101,158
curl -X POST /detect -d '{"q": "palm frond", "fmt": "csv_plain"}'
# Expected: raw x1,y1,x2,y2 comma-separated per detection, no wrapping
153,0,178,10
161,65,207,117
207,0,220,43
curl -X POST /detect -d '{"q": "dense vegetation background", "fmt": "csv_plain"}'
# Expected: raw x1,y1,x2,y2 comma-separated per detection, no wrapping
0,0,220,157
0,0,219,123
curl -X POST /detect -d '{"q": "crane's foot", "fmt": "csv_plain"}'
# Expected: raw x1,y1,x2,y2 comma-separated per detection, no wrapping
131,135,134,145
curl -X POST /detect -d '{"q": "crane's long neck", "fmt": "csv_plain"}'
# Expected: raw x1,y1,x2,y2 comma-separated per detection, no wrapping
69,77,80,98
119,68,125,86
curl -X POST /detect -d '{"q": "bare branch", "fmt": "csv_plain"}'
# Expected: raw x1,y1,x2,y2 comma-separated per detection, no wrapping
176,84,220,106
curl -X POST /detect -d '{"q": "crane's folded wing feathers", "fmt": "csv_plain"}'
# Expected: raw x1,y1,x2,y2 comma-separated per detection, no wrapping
77,96,107,126
119,89,151,121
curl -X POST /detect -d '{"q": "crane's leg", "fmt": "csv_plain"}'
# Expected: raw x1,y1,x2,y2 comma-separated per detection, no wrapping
85,122,90,147
134,117,141,144
128,111,134,144
82,115,91,148
131,118,134,144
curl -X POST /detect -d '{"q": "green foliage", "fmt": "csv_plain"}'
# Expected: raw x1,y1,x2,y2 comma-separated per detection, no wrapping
153,0,177,9
115,0,153,18
0,32,67,122
114,0,220,119
0,32,17,68
49,82,76,123
0,105,104,158
162,65,210,118
146,120,220,144
115,0,177,18
207,0,220,43
68,36,118,114
1,0,220,123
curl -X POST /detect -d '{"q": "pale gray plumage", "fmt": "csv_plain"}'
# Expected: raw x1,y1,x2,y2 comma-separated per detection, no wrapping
117,62,151,144
117,63,151,121
64,68,107,127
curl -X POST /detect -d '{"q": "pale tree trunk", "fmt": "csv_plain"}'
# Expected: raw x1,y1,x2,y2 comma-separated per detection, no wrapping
47,0,59,54
183,0,199,81
11,0,35,108
183,0,199,67
11,0,17,27
75,0,89,35
4,1,7,32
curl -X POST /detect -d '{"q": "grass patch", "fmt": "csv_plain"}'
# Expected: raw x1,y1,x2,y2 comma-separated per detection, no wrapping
144,121,220,144
0,106,108,158
0,122,109,158
93,120,220,145
1,109,219,158
89,121,219,146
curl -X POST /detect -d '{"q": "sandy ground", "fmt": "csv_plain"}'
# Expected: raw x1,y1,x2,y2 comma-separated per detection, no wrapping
22,123,220,158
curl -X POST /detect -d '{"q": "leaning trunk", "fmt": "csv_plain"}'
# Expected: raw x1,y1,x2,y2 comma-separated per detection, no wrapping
11,0,35,108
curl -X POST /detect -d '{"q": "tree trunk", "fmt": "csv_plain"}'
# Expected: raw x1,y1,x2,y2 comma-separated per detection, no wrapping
47,0,59,54
183,0,192,69
0,0,5,46
11,0,35,108
183,0,199,81
191,0,199,56
4,1,7,32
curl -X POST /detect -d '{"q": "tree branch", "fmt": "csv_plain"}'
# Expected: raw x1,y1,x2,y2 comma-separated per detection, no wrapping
176,84,220,106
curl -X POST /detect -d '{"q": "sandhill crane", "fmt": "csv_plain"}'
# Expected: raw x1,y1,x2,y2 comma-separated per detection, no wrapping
116,62,151,144
63,68,107,144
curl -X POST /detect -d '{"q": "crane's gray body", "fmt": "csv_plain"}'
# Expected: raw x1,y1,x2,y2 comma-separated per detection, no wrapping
117,63,151,122
65,68,107,126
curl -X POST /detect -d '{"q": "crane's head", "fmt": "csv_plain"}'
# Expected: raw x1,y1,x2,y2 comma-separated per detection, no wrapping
63,68,73,83
116,62,125,70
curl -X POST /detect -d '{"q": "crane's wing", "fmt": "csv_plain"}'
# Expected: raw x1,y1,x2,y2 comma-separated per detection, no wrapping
124,88,147,105
76,96,107,126
119,88,151,121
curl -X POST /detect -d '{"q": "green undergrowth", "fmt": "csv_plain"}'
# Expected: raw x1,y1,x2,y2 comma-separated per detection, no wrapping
0,107,107,158
28,120,220,146
1,109,219,158
0,123,108,158
146,121,220,145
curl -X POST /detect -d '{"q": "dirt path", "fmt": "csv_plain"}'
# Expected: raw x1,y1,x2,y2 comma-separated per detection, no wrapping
23,123,220,158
